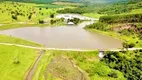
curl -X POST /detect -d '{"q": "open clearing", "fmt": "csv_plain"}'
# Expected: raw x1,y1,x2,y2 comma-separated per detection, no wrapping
0,44,40,80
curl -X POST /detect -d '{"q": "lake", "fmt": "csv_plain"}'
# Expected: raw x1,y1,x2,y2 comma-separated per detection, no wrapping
0,14,122,50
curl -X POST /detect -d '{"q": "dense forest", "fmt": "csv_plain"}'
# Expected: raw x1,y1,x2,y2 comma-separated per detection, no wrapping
101,50,142,80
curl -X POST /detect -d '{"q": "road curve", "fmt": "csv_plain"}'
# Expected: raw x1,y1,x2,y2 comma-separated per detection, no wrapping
0,42,142,51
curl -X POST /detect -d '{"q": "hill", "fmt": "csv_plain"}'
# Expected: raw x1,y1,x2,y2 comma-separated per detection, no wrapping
0,0,53,3
0,0,128,4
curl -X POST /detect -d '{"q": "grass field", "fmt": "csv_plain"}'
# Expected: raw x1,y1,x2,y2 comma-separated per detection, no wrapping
0,1,61,26
0,24,50,30
32,50,125,80
0,34,42,46
0,45,40,80
130,9,142,14
0,1,67,30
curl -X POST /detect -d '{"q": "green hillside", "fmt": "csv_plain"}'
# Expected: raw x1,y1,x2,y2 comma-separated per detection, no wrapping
0,0,53,3
0,0,128,4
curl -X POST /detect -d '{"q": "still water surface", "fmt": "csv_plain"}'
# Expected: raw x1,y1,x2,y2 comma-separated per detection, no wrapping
0,21,122,50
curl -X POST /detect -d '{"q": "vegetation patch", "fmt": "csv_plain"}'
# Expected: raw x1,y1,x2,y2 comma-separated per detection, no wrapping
99,14,142,24
102,50,142,80
45,56,87,80
0,34,42,47
33,50,125,80
0,45,39,80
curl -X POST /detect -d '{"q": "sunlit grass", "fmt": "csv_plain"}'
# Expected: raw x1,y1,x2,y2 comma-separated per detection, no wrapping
0,45,39,80
0,34,42,46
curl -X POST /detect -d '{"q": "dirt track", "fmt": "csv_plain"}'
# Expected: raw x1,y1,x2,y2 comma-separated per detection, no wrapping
0,42,141,51
26,50,45,80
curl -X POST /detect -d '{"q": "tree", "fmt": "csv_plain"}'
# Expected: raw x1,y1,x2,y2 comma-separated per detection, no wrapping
128,43,135,48
50,19,56,25
12,15,17,20
108,71,118,78
50,14,54,18
39,8,42,10
122,42,129,50
28,14,32,20
39,19,44,24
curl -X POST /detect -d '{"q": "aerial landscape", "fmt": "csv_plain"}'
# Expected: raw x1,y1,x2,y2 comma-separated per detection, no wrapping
0,0,141,80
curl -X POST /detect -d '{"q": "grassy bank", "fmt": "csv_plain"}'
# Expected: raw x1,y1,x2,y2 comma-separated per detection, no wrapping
0,22,65,30
0,45,40,80
0,35,42,47
85,13,142,48
32,50,125,80
86,28,142,48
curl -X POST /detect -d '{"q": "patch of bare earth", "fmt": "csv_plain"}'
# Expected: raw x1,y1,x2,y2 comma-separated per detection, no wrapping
44,56,88,80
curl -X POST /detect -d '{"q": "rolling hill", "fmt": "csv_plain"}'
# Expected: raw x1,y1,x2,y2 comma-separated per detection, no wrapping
0,0,128,4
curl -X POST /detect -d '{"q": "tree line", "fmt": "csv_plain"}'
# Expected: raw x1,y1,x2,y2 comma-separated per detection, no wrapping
99,14,142,24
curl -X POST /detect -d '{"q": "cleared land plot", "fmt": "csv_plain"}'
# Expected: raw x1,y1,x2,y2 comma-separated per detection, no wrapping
32,50,125,80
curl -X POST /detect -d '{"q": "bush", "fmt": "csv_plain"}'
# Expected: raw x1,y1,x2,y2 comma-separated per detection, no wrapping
128,42,135,48
91,63,112,77
108,71,118,78
13,57,20,64
67,18,81,25
38,20,44,24
28,14,32,20
85,22,108,31
50,14,54,18
50,19,56,25
119,29,135,36
12,15,18,20
122,42,129,49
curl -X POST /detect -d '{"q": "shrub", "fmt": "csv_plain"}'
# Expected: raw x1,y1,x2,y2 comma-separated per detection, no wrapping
28,14,32,20
50,20,55,25
39,20,44,24
85,22,108,31
12,15,18,20
67,18,81,25
122,42,129,49
128,42,135,48
91,63,112,77
50,14,54,18
39,8,42,10
108,70,118,78
13,57,20,64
